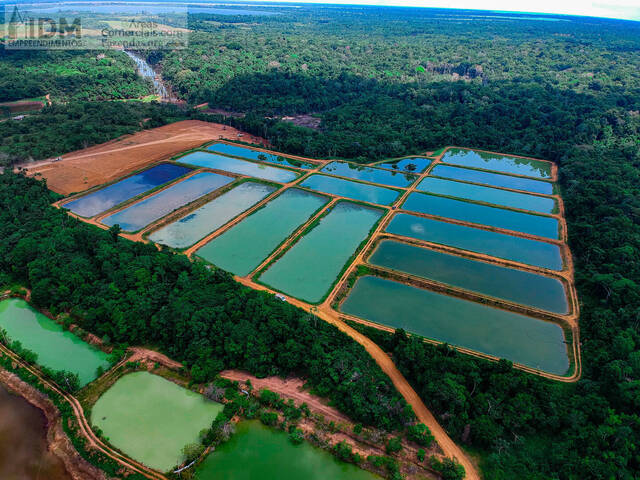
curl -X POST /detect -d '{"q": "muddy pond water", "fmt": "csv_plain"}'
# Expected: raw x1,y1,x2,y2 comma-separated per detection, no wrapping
385,213,563,271
258,202,383,303
206,143,316,169
0,299,110,386
441,148,552,178
0,383,72,480
196,188,329,276
321,161,417,188
341,276,570,375
91,371,222,472
148,181,277,249
369,240,568,314
179,152,299,183
301,174,400,205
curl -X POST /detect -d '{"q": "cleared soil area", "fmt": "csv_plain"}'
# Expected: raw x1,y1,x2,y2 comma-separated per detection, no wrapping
25,120,268,195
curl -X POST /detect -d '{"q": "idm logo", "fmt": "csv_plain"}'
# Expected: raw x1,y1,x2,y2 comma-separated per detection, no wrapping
5,5,83,49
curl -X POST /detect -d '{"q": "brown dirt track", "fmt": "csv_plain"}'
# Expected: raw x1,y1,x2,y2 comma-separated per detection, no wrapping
24,120,268,195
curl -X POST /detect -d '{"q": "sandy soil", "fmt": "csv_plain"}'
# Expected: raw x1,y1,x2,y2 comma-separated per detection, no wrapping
0,368,107,480
24,120,268,195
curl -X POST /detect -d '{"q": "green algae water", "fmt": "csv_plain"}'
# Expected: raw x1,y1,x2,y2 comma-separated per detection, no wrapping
258,202,383,303
196,188,329,276
369,240,568,314
195,421,378,480
148,182,277,249
0,299,109,386
91,372,222,472
385,213,563,270
341,276,569,375
441,148,552,179
417,177,556,214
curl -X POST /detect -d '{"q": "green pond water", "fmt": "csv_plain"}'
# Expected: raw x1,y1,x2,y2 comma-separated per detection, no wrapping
341,276,569,375
431,164,553,195
258,202,383,303
0,299,110,386
369,240,568,314
91,372,222,472
417,177,556,213
385,213,563,271
148,182,277,249
321,161,417,187
195,421,378,480
300,174,400,205
441,148,552,178
196,188,329,276
402,192,559,239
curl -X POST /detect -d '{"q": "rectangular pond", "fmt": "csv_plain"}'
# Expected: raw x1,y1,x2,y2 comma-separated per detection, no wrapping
369,240,568,314
91,372,222,472
195,421,378,480
375,157,432,173
340,276,569,375
0,299,110,386
385,213,563,271
431,164,553,195
300,174,400,205
258,202,383,303
196,188,329,276
441,148,552,179
321,161,417,188
63,163,191,218
102,172,233,232
417,177,556,213
178,151,299,183
148,182,277,249
206,142,316,169
402,192,559,239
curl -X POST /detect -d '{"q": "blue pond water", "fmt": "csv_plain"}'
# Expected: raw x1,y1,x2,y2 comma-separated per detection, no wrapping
375,157,432,173
301,175,400,205
206,143,316,169
321,161,417,188
431,165,553,195
63,164,191,218
178,152,299,183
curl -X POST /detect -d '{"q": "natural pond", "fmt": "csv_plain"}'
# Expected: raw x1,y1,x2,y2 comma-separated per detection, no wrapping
417,177,556,213
0,384,72,480
301,174,400,205
375,157,432,173
196,188,329,276
441,148,552,178
258,202,383,303
206,143,316,169
341,276,570,375
369,240,568,314
0,299,110,386
385,213,563,271
195,421,378,480
178,151,299,183
402,192,559,239
63,163,191,218
91,372,222,472
148,182,277,249
102,172,233,232
321,161,417,188
430,164,553,195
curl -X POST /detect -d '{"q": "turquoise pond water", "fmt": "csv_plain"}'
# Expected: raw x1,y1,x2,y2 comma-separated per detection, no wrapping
300,175,400,205
431,164,553,195
178,151,299,183
341,276,569,375
196,188,329,276
375,157,432,173
102,172,232,232
385,213,563,271
369,240,568,314
442,148,552,179
402,192,559,239
206,143,316,169
258,202,383,303
148,182,277,249
417,177,556,213
64,164,191,218
321,161,417,188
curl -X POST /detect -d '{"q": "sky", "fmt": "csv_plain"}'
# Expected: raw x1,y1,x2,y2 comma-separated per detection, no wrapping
253,0,640,21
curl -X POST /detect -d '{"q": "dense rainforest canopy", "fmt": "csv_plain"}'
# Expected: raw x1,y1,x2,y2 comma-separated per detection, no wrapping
0,6,639,479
